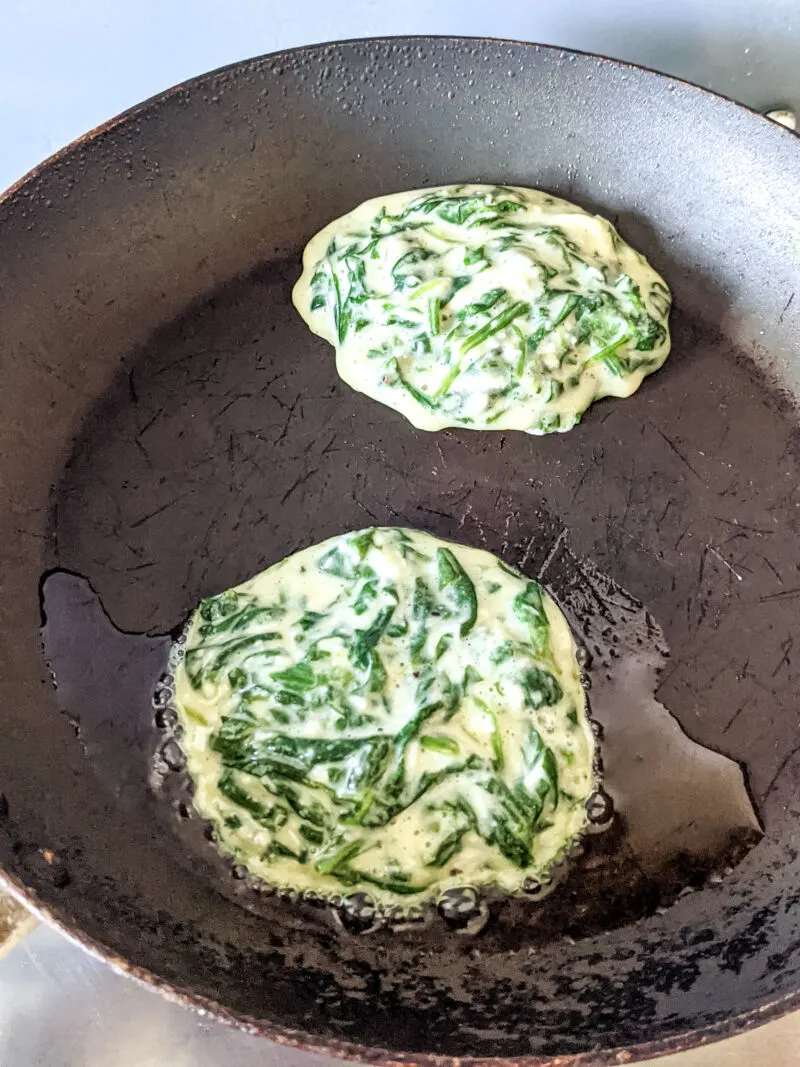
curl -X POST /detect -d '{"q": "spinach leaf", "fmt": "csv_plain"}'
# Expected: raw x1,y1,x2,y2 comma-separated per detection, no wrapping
410,576,437,662
474,698,504,770
266,840,308,863
389,357,438,410
217,771,288,830
350,603,396,671
299,823,325,845
434,632,453,660
392,247,434,288
318,544,357,579
270,660,315,695
489,817,531,868
336,868,426,895
428,832,467,867
184,632,282,689
520,726,560,806
441,275,473,307
350,528,376,559
436,547,478,635
462,664,482,694
199,602,284,639
419,734,460,755
199,589,239,624
331,268,350,343
460,300,530,355
365,649,387,694
353,573,379,615
314,837,365,875
512,581,550,656
520,667,563,709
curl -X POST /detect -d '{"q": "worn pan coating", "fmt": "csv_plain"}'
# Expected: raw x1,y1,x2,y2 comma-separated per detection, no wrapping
1,37,799,1066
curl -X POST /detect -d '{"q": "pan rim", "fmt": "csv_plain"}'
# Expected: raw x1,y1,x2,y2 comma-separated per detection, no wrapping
3,861,798,1067
2,32,800,1067
1,33,798,207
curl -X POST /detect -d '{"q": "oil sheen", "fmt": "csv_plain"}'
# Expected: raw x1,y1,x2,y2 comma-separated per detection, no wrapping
40,534,761,935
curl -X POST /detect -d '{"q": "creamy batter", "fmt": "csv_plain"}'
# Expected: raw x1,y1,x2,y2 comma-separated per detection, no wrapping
293,185,671,433
172,528,595,908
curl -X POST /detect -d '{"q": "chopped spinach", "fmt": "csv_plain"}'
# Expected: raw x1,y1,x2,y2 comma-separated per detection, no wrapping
520,667,563,709
512,581,550,656
176,526,590,904
298,184,671,432
436,547,478,636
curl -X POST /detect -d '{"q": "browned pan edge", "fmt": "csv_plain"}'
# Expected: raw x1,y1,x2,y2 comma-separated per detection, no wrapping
3,34,799,206
1,34,799,1067
3,863,797,1067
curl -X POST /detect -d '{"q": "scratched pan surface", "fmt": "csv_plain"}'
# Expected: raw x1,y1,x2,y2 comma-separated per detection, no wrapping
1,37,799,1065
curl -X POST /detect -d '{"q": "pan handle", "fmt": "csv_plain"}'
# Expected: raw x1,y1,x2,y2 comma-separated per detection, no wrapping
0,885,38,959
764,108,797,131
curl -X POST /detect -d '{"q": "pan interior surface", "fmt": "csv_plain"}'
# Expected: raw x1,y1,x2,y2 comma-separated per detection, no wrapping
0,38,799,1064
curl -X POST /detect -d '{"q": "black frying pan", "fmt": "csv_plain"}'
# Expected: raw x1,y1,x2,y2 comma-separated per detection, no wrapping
1,37,799,1066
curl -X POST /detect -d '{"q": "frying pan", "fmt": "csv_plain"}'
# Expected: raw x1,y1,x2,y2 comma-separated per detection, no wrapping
1,36,799,1066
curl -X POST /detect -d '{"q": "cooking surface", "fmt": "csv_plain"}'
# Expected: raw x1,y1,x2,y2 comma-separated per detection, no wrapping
1,3,800,1065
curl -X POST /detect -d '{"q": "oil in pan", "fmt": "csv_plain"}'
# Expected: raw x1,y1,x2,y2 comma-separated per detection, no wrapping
39,515,761,943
